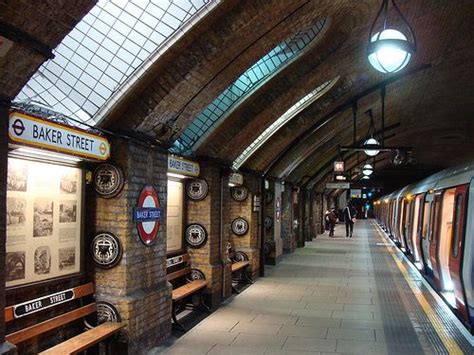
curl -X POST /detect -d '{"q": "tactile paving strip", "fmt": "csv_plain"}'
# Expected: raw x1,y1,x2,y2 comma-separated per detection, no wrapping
367,228,427,354
370,222,474,354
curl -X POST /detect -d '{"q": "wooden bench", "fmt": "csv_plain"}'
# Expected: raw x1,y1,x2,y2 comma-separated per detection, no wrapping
5,283,125,354
230,251,253,293
167,253,209,330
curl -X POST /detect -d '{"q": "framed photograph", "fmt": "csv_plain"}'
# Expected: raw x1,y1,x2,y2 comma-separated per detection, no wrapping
6,157,82,288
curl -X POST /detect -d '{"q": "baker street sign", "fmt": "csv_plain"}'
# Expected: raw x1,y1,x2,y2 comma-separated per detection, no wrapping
8,111,110,161
13,289,75,319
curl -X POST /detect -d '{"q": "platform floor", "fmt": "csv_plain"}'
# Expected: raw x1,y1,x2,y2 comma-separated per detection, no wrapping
152,220,473,354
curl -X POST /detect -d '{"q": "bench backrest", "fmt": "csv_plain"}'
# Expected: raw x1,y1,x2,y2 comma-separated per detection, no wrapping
5,283,95,345
166,253,192,286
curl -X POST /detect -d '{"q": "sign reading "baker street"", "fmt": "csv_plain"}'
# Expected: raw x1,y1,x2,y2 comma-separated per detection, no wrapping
13,289,75,319
8,111,110,161
168,155,200,177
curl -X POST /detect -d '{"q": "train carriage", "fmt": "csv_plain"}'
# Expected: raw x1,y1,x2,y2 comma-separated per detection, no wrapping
375,162,474,331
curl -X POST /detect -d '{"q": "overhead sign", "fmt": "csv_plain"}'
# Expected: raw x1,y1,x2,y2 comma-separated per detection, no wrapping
350,189,362,198
136,185,161,246
8,111,110,161
229,172,243,186
334,161,344,172
326,182,350,189
13,289,75,319
168,155,200,177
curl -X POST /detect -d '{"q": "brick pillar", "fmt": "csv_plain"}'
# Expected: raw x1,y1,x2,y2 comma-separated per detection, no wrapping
229,173,260,279
90,139,172,354
0,102,16,354
281,184,294,254
264,181,284,264
186,164,224,308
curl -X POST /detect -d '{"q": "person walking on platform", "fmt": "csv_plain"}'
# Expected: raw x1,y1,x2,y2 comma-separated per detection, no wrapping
328,208,338,237
343,202,356,238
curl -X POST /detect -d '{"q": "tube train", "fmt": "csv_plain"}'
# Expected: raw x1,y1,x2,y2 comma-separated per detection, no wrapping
374,162,474,332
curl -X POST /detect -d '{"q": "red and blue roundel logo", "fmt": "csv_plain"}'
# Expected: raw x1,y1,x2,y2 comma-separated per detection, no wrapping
134,185,161,246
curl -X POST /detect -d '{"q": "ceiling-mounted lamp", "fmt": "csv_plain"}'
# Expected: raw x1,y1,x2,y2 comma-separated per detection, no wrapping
362,163,373,176
367,0,417,73
363,109,381,156
362,175,370,180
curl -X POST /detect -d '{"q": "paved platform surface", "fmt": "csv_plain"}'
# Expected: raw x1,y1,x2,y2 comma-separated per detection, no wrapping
151,220,473,354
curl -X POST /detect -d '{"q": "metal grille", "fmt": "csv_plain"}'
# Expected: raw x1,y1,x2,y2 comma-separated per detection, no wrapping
171,19,327,155
15,0,216,128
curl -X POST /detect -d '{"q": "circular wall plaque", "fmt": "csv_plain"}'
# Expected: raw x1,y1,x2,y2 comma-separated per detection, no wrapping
265,191,273,204
93,163,124,198
185,224,208,248
90,232,122,269
264,216,273,229
231,186,249,201
234,251,249,262
186,179,209,201
186,268,206,282
231,217,249,236
84,301,121,329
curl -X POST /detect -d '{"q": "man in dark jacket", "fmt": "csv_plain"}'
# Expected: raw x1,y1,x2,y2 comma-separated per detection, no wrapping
343,202,356,238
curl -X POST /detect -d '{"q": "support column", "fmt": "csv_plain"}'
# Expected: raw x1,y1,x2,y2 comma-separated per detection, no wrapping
186,164,224,308
229,173,260,279
0,102,16,354
90,139,172,354
264,181,283,264
281,184,295,253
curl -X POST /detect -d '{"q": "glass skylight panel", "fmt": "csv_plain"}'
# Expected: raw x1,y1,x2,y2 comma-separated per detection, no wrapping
15,0,215,126
171,19,328,155
232,77,339,170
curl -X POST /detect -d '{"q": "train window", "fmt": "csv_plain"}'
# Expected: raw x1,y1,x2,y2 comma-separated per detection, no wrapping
421,200,431,239
451,195,463,258
429,194,442,244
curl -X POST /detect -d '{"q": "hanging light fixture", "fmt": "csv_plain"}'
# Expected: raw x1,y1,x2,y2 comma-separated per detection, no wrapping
367,0,417,73
363,109,381,156
362,163,373,176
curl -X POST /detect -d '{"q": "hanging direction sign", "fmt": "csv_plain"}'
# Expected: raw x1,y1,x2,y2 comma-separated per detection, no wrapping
8,111,110,161
326,182,350,189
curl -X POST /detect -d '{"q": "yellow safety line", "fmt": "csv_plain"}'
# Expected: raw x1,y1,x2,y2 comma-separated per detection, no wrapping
371,222,463,354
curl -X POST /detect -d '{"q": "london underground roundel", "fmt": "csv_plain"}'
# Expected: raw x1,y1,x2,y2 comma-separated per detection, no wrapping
134,185,162,246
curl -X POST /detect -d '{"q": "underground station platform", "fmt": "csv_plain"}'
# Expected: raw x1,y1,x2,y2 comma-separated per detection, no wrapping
153,221,474,354
2,1,474,354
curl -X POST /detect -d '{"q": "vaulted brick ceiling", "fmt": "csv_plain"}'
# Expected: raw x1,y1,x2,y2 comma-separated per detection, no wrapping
4,0,474,192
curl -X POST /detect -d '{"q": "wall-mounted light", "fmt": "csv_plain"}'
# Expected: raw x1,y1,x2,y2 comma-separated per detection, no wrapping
167,172,187,179
367,0,417,73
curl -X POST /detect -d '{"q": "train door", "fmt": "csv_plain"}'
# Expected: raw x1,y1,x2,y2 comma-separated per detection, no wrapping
429,191,443,289
448,184,469,322
405,199,415,258
437,188,456,294
412,194,423,265
398,198,407,250
421,193,433,274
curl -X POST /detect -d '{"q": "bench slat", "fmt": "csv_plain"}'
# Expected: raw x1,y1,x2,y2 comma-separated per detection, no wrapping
232,261,250,272
5,283,95,323
167,266,191,282
172,280,207,301
6,303,96,345
39,322,125,355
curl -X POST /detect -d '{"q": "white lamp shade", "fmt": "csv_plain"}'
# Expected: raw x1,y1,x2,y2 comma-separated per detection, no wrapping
364,138,380,156
362,163,373,176
362,176,370,180
368,29,412,73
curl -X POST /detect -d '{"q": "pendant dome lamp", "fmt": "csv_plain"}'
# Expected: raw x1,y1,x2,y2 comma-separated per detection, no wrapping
363,109,381,157
362,163,373,176
367,0,417,73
